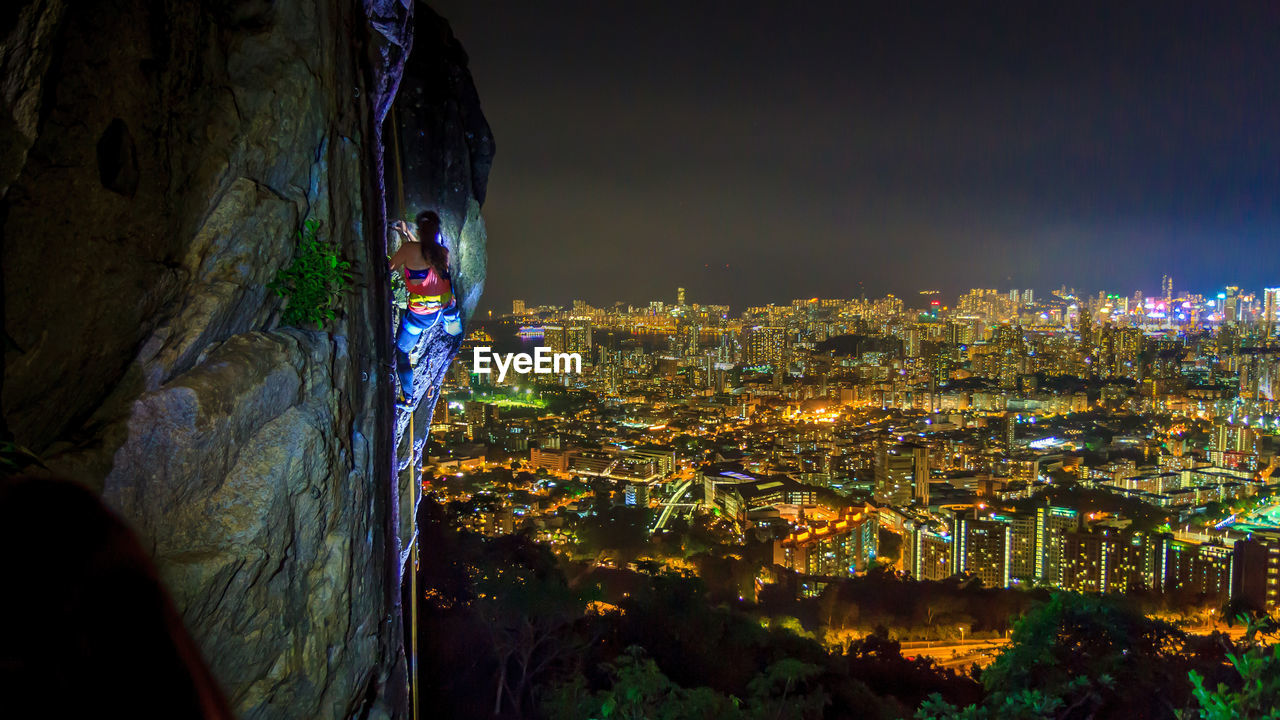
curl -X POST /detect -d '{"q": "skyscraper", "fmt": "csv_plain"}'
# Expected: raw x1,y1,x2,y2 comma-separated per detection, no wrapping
993,324,1026,390
1264,287,1280,336
952,513,1011,588
875,443,929,507
874,443,914,506
907,524,952,581
1224,286,1241,324
1035,506,1079,587
991,511,1037,584
743,325,788,369
544,319,593,355
912,444,931,505
1233,532,1280,614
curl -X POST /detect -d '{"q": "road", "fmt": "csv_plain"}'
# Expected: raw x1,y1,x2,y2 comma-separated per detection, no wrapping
899,621,1251,671
899,638,1010,669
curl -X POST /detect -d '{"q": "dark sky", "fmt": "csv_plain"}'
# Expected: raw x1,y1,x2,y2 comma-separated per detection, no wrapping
431,1,1280,313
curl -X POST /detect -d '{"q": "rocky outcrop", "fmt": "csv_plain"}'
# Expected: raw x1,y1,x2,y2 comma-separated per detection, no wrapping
104,330,383,716
0,0,67,201
388,5,492,542
1,0,490,717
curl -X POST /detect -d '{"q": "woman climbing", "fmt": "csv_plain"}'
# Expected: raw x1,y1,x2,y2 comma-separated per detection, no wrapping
389,210,462,403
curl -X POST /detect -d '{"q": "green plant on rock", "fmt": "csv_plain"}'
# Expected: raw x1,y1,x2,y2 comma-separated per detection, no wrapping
389,255,408,310
269,218,352,328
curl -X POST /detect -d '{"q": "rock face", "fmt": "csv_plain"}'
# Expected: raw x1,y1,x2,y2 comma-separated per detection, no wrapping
388,5,493,543
1,0,491,717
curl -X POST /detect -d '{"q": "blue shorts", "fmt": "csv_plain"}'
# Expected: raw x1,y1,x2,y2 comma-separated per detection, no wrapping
396,302,457,353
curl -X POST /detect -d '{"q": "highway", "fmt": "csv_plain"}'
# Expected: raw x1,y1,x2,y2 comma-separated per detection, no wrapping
899,638,1009,669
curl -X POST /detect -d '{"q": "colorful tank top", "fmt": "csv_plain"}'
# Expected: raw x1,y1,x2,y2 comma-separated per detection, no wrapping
404,265,452,315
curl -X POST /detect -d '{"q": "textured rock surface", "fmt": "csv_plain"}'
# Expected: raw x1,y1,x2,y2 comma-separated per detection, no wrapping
389,5,493,545
0,0,67,200
1,0,490,717
396,5,492,319
104,330,382,717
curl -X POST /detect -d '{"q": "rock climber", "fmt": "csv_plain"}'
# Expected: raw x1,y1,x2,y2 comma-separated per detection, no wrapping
389,210,462,404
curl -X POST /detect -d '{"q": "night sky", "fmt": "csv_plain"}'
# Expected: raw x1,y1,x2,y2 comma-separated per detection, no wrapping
433,1,1280,313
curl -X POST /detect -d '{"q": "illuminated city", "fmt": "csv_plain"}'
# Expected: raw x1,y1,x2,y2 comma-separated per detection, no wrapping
6,1,1280,718
416,280,1280,715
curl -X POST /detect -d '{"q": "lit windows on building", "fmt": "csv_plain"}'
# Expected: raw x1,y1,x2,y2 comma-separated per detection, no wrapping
544,319,593,355
774,511,879,580
952,515,1011,588
906,527,952,581
742,325,788,369
1233,533,1280,614
1035,506,1079,587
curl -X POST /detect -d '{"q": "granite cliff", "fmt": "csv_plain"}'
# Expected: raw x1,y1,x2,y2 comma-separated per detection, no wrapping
1,0,490,717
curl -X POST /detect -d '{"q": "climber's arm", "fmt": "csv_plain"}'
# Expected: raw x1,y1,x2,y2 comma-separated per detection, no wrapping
389,241,414,271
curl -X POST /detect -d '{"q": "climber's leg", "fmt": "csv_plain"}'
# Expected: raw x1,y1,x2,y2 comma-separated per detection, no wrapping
395,309,441,400
396,348,415,402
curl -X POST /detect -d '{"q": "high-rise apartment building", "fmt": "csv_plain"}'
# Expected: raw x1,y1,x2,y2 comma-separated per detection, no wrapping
465,401,499,441
743,325,788,369
774,511,879,579
1233,532,1280,614
545,319,593,355
912,444,931,505
875,443,927,506
1061,529,1159,594
906,525,952,581
1239,351,1280,401
992,511,1037,584
952,514,1011,588
1035,506,1079,586
1114,326,1143,379
993,324,1026,390
1264,287,1280,336
905,325,922,358
1159,538,1233,601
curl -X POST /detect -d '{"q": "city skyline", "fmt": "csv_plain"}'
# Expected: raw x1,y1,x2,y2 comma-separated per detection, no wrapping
500,279,1278,316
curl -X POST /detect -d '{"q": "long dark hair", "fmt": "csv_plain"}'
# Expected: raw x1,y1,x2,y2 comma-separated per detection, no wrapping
416,210,449,275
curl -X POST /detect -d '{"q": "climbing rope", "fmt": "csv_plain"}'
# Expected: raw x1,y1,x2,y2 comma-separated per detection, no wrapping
389,103,420,720
407,408,419,720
